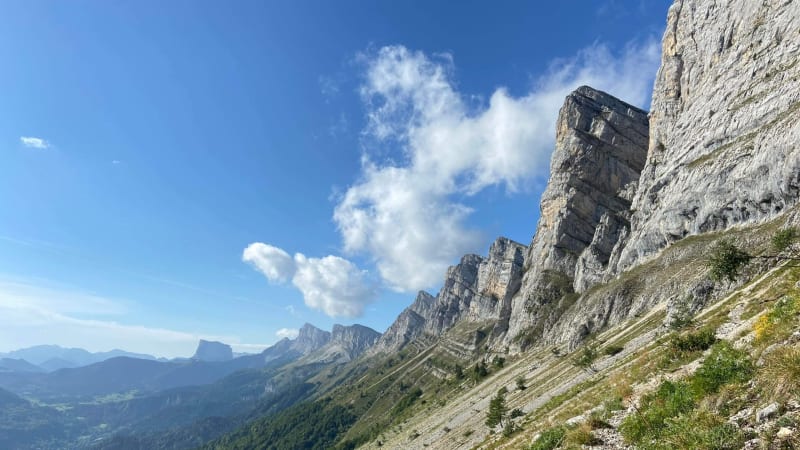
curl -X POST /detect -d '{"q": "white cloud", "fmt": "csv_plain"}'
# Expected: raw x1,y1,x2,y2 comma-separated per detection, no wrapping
20,136,50,149
242,243,296,283
275,327,299,339
292,253,377,317
334,41,660,292
243,243,378,318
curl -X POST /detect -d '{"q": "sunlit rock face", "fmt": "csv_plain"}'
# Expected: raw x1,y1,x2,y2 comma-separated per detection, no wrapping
505,86,649,348
371,237,526,353
613,0,800,272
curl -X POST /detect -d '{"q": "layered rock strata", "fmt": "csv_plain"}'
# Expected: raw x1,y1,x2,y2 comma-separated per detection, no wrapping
505,86,650,347
614,0,800,271
373,237,526,353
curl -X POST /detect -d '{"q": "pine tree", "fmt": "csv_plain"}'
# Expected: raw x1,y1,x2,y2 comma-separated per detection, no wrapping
485,387,507,428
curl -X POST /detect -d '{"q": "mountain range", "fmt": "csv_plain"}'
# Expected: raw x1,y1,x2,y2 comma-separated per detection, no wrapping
4,0,800,448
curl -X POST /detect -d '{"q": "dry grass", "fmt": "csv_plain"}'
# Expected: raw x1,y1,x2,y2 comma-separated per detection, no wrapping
759,344,800,401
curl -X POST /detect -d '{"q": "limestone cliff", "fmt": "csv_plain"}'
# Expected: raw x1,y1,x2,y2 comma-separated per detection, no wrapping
504,86,650,348
290,323,331,355
613,0,800,272
311,324,381,363
373,237,526,353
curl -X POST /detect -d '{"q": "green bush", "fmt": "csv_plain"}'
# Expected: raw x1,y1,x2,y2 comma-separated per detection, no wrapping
691,341,753,395
603,344,624,356
772,227,798,252
492,355,506,368
707,239,752,282
670,328,717,353
529,426,566,450
573,344,598,370
509,408,524,419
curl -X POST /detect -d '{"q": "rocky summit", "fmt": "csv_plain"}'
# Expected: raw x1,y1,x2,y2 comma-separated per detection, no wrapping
192,339,233,362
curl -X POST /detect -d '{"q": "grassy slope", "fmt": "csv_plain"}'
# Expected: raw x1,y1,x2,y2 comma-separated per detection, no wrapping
359,212,799,449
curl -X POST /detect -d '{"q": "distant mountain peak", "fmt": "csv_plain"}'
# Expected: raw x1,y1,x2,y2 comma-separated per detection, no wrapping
291,324,331,354
192,340,233,362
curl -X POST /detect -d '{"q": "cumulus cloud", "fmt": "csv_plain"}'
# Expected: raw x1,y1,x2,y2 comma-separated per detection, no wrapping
20,136,50,149
242,243,296,283
243,243,378,318
334,41,660,292
275,327,300,339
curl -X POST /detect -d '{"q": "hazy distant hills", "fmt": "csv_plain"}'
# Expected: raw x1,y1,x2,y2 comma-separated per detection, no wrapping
0,351,293,401
0,344,159,372
0,323,383,448
0,358,44,373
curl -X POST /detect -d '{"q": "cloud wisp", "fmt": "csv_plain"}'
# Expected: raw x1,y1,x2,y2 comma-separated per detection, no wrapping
20,136,51,149
275,327,300,339
333,41,661,292
243,243,378,318
0,278,263,358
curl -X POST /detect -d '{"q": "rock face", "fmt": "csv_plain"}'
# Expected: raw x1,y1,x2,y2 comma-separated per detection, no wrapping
504,86,649,347
192,340,233,362
613,0,800,272
312,324,381,363
290,323,331,355
372,0,800,359
373,237,527,353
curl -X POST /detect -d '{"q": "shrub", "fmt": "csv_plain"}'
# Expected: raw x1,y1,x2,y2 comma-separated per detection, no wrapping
509,408,524,419
492,355,506,368
529,426,566,450
573,344,598,370
516,376,527,391
603,344,624,356
772,227,798,252
691,341,753,395
669,295,695,329
707,239,752,282
670,328,717,353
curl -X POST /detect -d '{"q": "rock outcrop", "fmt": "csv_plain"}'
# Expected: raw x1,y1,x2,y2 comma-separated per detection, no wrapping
192,340,233,362
373,237,527,353
505,86,649,347
613,0,800,272
290,323,332,354
310,324,381,363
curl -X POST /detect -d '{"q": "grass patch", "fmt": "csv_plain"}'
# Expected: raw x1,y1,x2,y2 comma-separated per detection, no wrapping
690,341,753,395
754,294,799,345
528,425,565,450
621,341,753,448
759,344,800,401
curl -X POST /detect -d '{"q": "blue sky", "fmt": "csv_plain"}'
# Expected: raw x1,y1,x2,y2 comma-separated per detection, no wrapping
0,1,672,357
